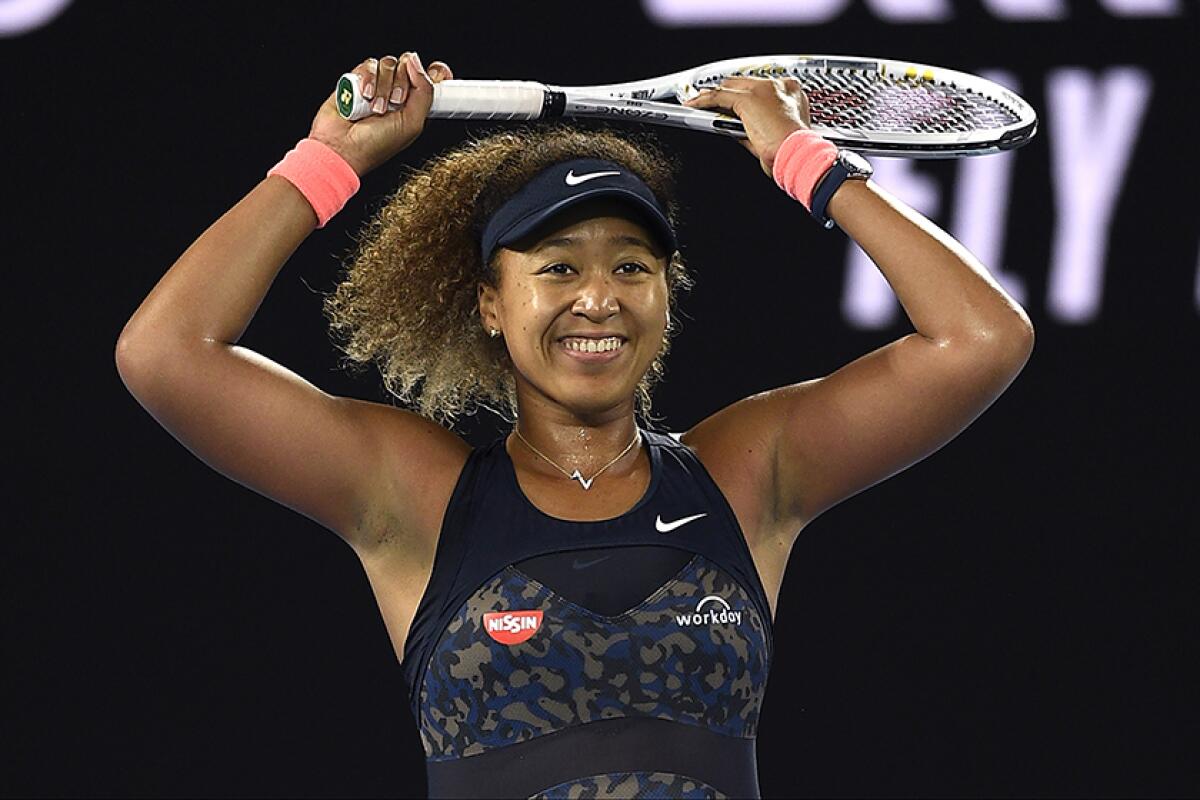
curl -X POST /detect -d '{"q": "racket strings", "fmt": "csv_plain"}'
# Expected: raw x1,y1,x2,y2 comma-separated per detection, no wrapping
692,67,1021,134
805,72,1020,134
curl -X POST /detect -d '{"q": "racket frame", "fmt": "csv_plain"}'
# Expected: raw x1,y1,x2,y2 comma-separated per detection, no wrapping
335,55,1037,158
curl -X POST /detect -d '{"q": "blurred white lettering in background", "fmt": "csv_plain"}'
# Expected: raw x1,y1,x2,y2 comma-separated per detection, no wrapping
0,0,72,36
845,68,1151,328
645,0,1189,325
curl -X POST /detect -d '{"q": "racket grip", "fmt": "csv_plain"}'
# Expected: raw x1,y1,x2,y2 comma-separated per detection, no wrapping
334,73,548,121
430,80,548,120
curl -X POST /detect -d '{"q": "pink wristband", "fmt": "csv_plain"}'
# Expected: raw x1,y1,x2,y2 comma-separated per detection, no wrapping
267,138,361,229
771,129,838,211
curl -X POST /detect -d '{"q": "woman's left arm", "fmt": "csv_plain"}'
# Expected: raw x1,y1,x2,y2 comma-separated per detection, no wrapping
681,78,1035,540
829,179,1033,344
767,176,1037,520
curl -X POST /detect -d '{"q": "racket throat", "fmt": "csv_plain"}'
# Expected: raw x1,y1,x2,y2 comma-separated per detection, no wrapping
542,90,567,118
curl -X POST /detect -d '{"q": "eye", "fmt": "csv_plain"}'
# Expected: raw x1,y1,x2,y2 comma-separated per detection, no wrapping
617,261,649,274
540,263,573,275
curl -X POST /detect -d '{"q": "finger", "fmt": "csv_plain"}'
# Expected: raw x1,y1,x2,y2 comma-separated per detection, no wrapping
682,87,719,107
718,76,768,91
406,51,433,95
781,76,804,95
389,51,415,107
402,52,435,120
792,88,812,126
779,77,809,105
372,54,400,114
427,60,454,83
356,58,378,100
682,86,747,113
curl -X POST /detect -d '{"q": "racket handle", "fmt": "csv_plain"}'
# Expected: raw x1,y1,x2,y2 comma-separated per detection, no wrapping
431,80,549,119
335,73,550,121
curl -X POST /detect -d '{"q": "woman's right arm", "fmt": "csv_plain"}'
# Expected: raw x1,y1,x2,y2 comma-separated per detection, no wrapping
115,52,466,555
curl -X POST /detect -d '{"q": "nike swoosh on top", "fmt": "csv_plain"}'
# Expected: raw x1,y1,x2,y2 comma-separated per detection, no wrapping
565,169,621,186
655,513,708,533
571,555,612,570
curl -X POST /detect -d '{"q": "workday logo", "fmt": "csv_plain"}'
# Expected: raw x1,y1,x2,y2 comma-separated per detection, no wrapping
675,595,742,627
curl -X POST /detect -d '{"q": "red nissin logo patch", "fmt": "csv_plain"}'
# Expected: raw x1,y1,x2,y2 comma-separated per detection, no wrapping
483,610,543,645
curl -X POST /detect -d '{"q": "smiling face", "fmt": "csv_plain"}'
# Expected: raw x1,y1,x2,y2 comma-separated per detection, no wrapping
477,199,672,423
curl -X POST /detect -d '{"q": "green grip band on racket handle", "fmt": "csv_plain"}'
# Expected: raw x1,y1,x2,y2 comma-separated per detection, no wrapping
336,73,375,121
335,73,547,122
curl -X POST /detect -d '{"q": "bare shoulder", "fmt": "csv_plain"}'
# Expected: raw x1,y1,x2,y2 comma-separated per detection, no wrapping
339,398,472,560
676,389,823,619
676,387,807,548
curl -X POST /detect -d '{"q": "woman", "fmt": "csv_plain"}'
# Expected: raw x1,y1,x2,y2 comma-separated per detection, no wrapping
116,52,1033,799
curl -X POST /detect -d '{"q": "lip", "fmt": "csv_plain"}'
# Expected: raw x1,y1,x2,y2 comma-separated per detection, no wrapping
557,339,627,364
556,334,628,342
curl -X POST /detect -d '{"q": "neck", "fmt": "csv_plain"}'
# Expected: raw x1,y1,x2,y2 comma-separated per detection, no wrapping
511,412,641,478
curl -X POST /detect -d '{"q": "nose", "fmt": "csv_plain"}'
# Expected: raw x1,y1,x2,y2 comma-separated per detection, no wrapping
571,273,619,321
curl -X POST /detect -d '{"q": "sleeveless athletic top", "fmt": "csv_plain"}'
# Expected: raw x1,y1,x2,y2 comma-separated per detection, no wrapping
398,428,775,799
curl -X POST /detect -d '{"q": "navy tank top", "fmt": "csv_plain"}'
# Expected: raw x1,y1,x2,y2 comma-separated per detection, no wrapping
398,428,775,799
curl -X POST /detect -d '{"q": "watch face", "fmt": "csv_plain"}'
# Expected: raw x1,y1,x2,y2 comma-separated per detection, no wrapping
841,149,873,177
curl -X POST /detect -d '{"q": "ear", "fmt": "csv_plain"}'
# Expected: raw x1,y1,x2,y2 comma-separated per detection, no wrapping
478,281,500,332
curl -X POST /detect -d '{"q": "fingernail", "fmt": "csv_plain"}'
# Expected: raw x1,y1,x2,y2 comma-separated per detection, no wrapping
390,86,405,104
372,96,387,114
412,52,424,71
363,81,374,100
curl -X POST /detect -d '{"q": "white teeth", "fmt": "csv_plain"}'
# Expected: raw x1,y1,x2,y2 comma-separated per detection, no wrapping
563,336,623,353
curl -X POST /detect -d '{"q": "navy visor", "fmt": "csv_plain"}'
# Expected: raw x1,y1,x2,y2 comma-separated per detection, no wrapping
480,158,678,265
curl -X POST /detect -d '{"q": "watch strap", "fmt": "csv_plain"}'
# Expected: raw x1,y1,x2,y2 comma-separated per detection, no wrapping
810,150,872,230
810,161,851,230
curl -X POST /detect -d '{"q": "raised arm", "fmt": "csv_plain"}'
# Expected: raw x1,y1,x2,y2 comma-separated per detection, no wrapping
115,53,467,555
680,77,1034,542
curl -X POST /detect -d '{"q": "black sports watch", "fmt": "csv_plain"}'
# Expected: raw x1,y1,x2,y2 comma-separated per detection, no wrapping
810,149,873,230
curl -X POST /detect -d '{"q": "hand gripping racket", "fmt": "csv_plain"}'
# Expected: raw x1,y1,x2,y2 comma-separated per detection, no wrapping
335,54,1037,158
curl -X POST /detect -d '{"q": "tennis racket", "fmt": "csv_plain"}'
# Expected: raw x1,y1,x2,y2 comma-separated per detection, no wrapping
334,54,1037,158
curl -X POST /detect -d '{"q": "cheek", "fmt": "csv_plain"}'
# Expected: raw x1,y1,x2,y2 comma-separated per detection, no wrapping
524,291,556,318
498,280,538,318
647,283,670,330
501,284,556,345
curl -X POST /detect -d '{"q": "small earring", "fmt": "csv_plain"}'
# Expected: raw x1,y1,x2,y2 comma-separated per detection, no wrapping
489,328,501,338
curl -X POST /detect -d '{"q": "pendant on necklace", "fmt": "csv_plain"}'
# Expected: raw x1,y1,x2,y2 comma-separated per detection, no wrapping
569,469,595,490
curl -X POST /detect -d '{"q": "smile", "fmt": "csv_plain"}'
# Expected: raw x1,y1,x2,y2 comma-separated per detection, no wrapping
557,336,626,362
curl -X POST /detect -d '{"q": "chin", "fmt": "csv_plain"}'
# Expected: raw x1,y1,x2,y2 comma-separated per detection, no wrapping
557,382,640,414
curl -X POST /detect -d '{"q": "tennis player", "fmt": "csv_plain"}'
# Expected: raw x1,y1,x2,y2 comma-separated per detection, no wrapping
116,52,1033,799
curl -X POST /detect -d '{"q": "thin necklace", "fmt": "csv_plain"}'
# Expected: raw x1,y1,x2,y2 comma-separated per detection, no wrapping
513,425,641,491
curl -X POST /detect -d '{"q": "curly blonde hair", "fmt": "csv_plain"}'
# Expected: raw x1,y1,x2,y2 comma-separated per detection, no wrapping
322,125,694,428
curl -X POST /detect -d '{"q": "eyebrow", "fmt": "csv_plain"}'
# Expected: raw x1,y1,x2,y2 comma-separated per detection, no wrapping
532,234,656,253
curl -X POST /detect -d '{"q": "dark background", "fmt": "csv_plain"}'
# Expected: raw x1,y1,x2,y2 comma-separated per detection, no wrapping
4,1,1194,797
